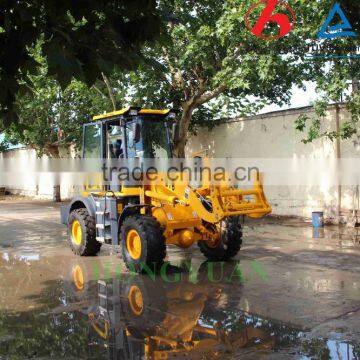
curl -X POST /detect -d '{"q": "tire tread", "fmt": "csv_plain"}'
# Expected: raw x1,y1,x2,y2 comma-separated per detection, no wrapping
121,215,166,272
68,208,101,256
198,217,242,261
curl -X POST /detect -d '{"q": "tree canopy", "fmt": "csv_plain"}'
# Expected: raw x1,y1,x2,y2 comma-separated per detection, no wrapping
294,0,359,143
0,0,160,126
116,0,359,154
103,0,335,155
2,44,126,157
1,0,359,156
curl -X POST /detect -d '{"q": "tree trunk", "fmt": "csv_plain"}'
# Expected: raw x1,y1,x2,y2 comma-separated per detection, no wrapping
173,105,194,158
352,78,359,93
174,137,187,158
53,185,61,202
44,144,61,202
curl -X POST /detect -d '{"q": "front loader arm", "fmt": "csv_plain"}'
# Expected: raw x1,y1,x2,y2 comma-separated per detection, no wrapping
184,175,272,224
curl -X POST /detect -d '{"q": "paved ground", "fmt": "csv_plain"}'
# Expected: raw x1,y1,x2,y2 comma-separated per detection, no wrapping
0,197,359,359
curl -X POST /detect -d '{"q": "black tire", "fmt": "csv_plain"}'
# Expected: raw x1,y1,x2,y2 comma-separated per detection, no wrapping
198,217,242,261
68,208,102,256
121,215,166,273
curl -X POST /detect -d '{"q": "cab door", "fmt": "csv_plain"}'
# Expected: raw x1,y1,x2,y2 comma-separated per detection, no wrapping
82,122,105,193
125,119,143,158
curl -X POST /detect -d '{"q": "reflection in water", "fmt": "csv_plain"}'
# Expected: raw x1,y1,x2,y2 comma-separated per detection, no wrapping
86,271,275,359
0,260,358,359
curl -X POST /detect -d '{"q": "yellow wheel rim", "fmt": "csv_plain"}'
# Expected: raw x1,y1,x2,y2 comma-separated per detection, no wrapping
73,265,84,290
128,285,144,316
126,229,142,260
71,220,83,246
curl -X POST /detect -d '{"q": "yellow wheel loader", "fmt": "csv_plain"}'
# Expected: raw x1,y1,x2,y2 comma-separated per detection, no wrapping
60,107,271,272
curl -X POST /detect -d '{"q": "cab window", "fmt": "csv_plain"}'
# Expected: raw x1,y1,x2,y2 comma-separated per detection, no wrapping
83,124,101,158
107,123,124,159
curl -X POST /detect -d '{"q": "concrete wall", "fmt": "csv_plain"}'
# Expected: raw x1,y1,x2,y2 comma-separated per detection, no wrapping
186,104,360,220
0,147,78,200
1,104,359,221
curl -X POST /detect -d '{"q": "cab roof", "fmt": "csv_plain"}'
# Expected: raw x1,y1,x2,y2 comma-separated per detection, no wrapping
93,107,173,121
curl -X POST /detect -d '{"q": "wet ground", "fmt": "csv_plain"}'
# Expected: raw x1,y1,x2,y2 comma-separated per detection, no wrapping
0,198,359,359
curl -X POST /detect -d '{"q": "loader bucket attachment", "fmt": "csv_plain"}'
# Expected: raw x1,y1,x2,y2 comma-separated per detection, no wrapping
187,173,271,223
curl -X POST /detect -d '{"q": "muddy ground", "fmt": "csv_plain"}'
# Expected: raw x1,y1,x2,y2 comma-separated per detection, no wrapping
0,197,359,359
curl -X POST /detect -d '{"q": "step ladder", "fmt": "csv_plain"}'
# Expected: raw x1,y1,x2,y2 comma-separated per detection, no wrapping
91,193,120,246
95,198,112,244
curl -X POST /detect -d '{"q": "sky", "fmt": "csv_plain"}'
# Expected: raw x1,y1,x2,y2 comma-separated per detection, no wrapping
260,82,317,114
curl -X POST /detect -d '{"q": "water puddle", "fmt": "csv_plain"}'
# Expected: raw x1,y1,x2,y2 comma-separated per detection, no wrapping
0,261,358,359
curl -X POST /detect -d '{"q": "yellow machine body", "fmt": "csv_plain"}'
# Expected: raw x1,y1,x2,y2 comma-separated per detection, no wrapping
83,177,271,249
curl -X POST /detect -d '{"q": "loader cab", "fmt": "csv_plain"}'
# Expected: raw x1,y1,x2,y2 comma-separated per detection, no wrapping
82,107,176,159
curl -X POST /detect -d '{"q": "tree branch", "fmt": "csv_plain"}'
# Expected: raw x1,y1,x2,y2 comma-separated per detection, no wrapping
162,47,190,99
142,56,173,86
195,84,227,105
101,73,116,111
92,84,107,98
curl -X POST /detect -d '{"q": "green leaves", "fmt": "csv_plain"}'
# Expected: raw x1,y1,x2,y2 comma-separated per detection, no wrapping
295,114,308,132
295,60,360,143
1,0,358,153
2,44,125,157
0,138,9,152
0,0,161,125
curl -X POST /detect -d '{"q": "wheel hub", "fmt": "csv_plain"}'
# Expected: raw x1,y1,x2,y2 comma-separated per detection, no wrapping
72,265,84,290
128,285,144,315
126,229,142,260
71,220,82,246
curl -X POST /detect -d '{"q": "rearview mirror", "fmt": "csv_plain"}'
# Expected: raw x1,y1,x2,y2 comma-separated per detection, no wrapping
133,123,141,144
172,122,179,142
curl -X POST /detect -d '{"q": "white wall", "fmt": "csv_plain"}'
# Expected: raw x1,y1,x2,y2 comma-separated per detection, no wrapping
0,147,78,200
1,105,358,221
186,105,359,220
